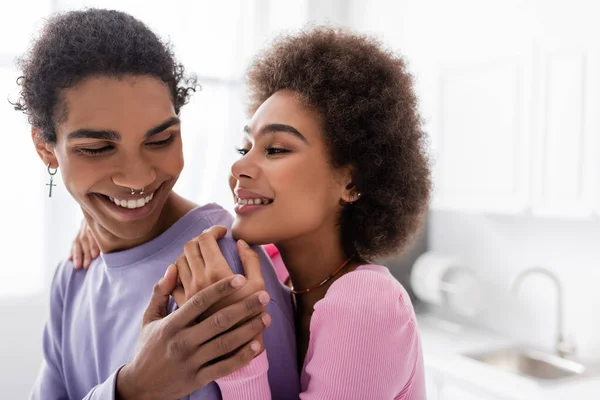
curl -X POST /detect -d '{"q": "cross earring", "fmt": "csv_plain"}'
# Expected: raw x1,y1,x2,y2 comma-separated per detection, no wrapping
46,164,58,198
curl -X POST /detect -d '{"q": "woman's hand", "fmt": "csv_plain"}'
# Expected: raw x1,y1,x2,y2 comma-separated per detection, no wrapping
69,219,100,270
171,226,269,348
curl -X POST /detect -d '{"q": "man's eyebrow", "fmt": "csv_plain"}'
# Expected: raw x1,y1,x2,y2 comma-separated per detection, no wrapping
145,117,181,139
65,117,181,141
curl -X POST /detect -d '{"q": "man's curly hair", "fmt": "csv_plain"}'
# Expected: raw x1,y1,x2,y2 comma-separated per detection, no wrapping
245,26,431,261
12,8,198,144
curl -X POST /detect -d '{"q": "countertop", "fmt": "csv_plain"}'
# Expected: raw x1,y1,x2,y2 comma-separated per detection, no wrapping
417,313,600,400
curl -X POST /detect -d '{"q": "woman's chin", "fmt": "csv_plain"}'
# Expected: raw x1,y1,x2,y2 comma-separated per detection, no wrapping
231,222,271,246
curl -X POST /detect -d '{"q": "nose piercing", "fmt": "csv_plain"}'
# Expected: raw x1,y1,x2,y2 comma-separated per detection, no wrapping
130,187,145,195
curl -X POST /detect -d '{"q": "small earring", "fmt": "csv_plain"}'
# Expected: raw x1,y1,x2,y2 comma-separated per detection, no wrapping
46,163,58,198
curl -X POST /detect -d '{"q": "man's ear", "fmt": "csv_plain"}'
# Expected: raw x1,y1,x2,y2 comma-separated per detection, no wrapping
32,128,58,168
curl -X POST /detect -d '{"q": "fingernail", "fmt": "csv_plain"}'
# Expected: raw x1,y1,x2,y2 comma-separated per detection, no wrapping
250,340,261,353
262,314,272,327
238,239,249,249
164,265,173,278
231,275,246,288
202,228,209,233
258,291,270,305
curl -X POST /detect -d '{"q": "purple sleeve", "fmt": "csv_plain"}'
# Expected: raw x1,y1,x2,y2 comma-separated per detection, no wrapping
29,265,69,400
217,236,300,400
29,265,121,400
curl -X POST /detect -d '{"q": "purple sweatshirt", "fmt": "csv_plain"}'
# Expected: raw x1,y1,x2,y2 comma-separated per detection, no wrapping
30,203,299,399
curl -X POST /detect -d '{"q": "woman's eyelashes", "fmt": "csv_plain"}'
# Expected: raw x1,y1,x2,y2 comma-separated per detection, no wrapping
76,135,175,157
235,146,291,157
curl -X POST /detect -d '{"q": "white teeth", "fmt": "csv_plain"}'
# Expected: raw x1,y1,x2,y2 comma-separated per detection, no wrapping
110,192,154,209
236,197,272,206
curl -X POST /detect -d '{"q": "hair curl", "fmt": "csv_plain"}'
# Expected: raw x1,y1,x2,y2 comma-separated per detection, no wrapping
245,26,431,261
12,8,198,143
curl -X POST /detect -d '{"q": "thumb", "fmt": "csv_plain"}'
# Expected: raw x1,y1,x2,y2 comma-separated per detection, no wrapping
237,240,263,282
142,264,178,325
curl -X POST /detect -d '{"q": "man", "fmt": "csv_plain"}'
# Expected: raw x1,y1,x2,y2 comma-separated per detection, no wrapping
14,8,298,399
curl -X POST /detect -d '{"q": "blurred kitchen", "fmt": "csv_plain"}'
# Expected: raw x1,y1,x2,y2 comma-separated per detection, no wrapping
2,0,600,399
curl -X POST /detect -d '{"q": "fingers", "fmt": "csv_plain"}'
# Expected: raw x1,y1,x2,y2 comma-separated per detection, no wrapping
86,229,100,258
72,240,82,270
183,240,205,292
192,311,270,367
169,275,248,328
237,240,264,282
143,264,179,325
171,286,186,308
196,226,232,276
175,255,193,299
201,225,228,240
185,290,270,345
195,339,264,386
81,236,92,270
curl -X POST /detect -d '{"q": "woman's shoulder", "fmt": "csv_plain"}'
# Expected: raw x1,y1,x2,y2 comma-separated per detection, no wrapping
313,264,416,329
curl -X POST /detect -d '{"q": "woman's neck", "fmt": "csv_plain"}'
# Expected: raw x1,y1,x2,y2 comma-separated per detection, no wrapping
276,230,358,315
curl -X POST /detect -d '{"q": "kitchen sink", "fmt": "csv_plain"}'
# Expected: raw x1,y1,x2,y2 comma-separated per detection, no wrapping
464,347,589,383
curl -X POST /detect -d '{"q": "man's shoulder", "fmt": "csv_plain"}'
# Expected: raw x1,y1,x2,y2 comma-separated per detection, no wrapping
195,203,234,228
48,257,105,303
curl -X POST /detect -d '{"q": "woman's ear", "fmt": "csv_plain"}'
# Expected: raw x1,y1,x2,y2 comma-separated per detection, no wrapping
339,166,361,204
341,183,362,204
32,128,58,168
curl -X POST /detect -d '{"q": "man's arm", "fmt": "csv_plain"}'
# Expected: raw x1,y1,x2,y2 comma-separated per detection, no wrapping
29,264,69,399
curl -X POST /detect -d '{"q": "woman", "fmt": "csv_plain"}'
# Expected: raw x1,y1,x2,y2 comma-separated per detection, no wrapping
74,26,430,399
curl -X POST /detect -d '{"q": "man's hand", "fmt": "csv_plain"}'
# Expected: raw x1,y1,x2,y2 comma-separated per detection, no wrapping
116,264,271,400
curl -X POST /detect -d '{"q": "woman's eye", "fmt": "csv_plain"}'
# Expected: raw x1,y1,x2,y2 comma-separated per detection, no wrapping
266,147,290,155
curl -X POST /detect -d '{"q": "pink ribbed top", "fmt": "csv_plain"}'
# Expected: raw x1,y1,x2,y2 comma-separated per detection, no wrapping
216,264,427,399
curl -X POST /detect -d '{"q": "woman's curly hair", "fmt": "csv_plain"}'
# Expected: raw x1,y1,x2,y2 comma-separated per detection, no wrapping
245,26,431,261
12,8,198,144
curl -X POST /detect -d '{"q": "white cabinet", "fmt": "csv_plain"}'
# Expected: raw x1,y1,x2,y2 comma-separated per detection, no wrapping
364,0,600,218
530,49,600,218
425,368,441,400
430,59,532,213
441,385,497,400
426,364,518,400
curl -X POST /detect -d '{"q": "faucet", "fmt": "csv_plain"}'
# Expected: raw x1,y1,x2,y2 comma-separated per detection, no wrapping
511,267,575,358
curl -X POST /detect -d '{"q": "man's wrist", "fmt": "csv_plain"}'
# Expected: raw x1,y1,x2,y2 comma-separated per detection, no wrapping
115,364,143,400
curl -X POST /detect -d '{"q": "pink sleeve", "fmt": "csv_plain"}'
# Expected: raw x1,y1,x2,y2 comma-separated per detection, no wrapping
300,270,426,400
263,244,289,284
215,352,271,399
